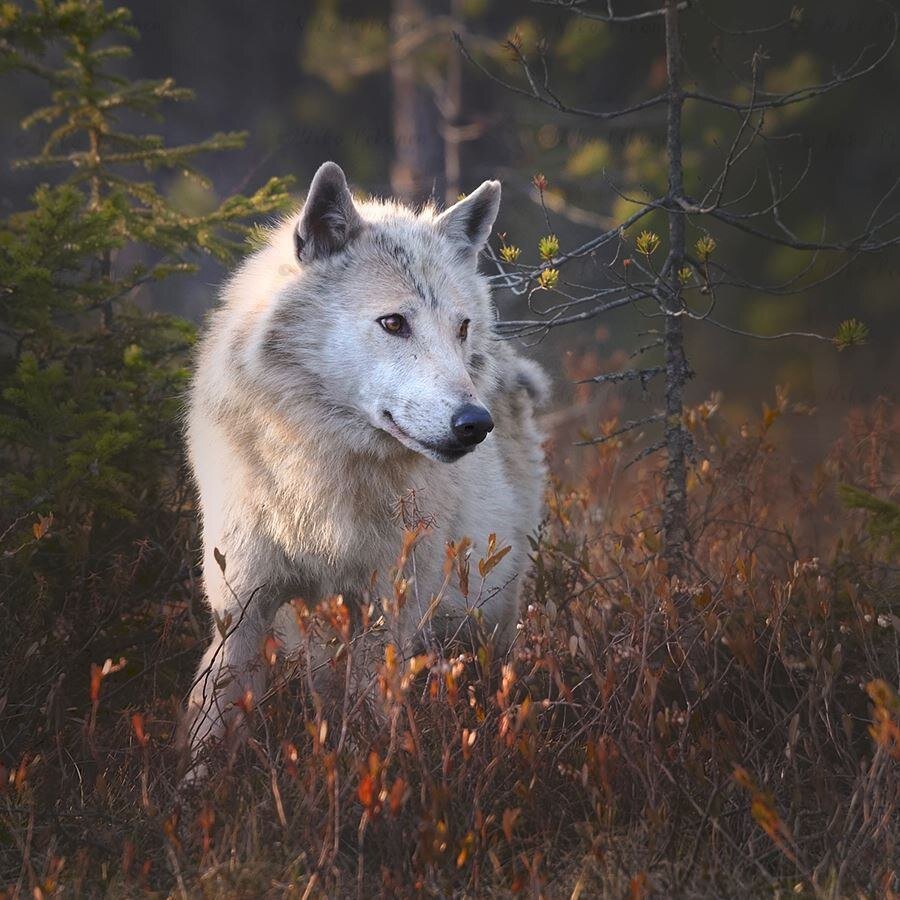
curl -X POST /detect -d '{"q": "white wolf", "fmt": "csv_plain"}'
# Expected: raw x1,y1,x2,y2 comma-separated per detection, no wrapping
183,161,547,761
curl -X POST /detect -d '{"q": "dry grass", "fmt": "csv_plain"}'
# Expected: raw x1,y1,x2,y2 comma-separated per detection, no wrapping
1,393,898,898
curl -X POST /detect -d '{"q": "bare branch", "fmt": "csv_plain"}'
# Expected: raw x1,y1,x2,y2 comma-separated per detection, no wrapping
684,0,898,114
453,32,668,121
693,149,813,221
578,366,665,386
696,253,860,298
696,4,800,36
700,317,833,343
575,412,665,446
695,56,765,214
531,0,690,23
625,438,667,469
707,202,900,253
630,336,664,358
494,290,647,338
526,281,654,318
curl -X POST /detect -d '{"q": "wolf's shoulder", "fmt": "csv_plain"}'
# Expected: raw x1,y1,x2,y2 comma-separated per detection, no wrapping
508,355,550,405
491,343,551,407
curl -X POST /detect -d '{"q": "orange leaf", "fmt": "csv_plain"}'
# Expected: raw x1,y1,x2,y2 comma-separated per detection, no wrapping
261,634,280,667
630,873,648,900
388,777,406,815
456,537,472,597
32,513,53,540
478,542,512,578
358,773,375,808
130,713,148,747
89,663,103,704
502,807,520,842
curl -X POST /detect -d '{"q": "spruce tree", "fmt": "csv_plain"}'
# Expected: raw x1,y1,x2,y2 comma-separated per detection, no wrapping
0,1,292,614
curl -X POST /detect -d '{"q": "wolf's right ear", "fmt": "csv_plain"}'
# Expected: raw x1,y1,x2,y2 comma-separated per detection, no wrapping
435,180,501,261
295,162,363,263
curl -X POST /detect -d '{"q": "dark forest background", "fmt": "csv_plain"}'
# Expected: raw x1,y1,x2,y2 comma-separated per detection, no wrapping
2,0,897,445
1,2,898,895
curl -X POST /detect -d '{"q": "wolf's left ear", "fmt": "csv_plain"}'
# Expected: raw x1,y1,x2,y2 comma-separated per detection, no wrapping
435,180,501,261
295,162,363,263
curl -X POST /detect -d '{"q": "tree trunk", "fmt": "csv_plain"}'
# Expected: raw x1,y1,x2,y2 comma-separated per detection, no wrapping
390,0,444,204
662,0,690,580
443,0,463,203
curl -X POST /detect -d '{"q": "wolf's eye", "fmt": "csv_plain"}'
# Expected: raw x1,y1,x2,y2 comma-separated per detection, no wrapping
459,319,470,341
378,314,409,337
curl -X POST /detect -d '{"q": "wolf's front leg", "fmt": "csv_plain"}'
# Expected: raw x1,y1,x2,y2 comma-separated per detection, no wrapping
182,559,281,770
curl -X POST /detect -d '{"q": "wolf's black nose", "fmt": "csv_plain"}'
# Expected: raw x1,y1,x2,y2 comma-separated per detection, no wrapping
451,404,494,447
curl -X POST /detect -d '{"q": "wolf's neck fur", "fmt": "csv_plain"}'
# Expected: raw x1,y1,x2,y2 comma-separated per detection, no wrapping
223,387,422,569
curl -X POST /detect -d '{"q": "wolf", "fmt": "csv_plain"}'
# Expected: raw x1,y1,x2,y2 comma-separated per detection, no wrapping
183,161,548,763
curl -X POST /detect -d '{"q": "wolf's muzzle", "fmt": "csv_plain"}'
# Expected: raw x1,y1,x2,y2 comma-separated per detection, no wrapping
450,403,494,448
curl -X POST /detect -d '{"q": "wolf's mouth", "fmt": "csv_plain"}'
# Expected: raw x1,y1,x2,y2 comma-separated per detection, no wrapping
381,410,471,463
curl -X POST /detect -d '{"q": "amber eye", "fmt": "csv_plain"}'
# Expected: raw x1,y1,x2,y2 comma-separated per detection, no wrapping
378,314,409,337
459,319,470,341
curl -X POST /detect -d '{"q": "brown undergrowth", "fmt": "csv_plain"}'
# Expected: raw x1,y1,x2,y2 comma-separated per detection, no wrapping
1,394,898,898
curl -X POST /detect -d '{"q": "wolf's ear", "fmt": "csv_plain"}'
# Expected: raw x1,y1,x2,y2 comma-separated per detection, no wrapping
295,162,363,262
434,180,501,261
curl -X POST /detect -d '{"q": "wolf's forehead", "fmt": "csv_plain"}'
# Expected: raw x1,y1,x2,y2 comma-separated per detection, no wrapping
364,228,463,309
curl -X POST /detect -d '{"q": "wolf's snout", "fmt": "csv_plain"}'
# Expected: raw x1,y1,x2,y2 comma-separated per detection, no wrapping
451,404,494,447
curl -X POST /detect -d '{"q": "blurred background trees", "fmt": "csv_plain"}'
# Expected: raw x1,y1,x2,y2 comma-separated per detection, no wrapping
2,0,893,445
2,0,897,606
2,0,898,597
79,0,900,432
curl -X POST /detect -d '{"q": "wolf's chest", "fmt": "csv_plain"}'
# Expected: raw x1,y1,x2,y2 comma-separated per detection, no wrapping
260,471,402,568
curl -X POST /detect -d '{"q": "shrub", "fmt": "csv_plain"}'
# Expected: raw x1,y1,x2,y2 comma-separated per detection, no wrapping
1,396,896,897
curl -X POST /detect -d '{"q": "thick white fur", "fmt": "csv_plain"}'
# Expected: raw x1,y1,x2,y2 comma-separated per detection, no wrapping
183,163,547,759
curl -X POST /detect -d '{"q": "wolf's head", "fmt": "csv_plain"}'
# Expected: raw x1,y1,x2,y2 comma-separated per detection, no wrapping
253,162,506,464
